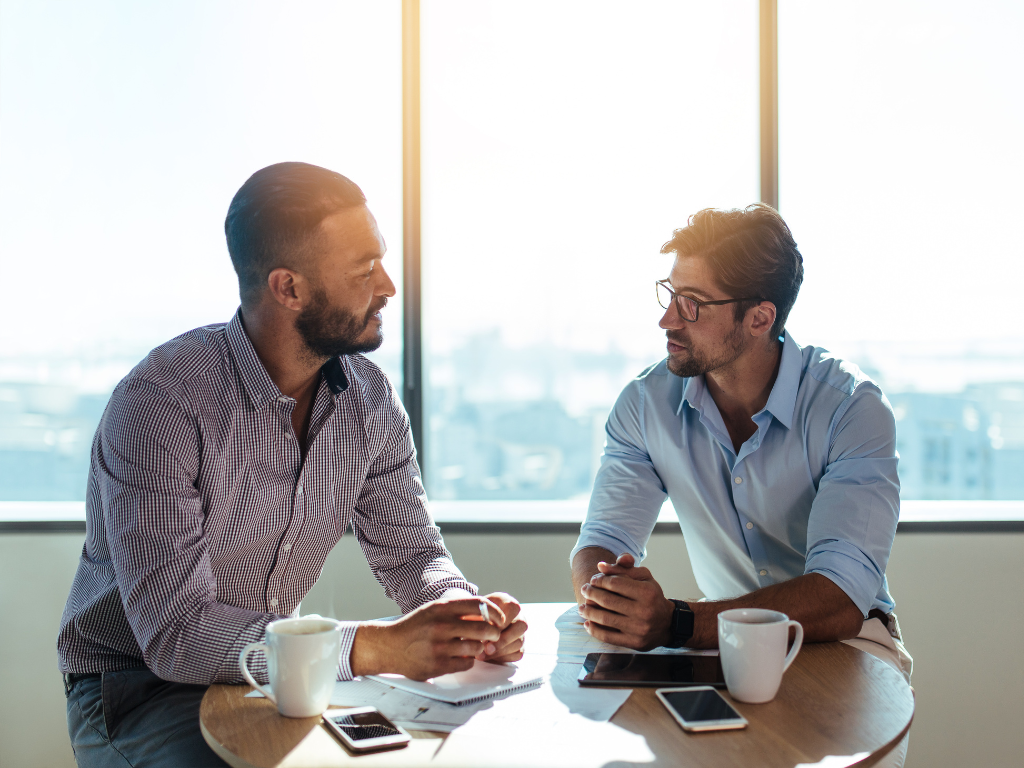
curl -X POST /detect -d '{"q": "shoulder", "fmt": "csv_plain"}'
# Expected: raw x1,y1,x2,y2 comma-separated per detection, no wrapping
800,344,882,400
114,324,231,407
611,358,681,419
344,354,396,404
797,343,893,428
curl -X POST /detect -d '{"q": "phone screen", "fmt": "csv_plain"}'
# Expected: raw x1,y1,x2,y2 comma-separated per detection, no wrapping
326,711,403,742
661,688,742,723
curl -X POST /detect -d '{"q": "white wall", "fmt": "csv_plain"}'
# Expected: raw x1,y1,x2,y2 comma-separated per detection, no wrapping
2,530,1021,768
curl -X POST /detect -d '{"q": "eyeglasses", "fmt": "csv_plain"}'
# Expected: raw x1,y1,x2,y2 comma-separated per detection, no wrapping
656,280,763,323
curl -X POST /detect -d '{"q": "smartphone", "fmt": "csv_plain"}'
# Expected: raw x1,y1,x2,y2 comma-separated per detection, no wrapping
655,686,748,732
323,707,411,753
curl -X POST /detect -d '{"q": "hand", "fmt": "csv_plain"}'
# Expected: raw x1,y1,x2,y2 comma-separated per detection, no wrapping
476,592,528,663
351,597,504,680
579,554,674,651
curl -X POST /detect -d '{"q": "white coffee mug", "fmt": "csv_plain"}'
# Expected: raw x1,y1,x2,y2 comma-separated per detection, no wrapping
718,608,803,703
239,616,343,718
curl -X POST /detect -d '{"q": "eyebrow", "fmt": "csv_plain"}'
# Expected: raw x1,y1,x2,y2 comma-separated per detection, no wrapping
668,282,715,301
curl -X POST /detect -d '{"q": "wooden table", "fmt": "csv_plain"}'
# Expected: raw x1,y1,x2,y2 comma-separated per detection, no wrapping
201,603,914,768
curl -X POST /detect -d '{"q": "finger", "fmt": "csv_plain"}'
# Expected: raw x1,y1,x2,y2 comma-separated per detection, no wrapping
579,603,634,633
436,597,507,627
588,574,650,599
498,618,528,643
584,620,645,650
615,553,636,568
446,639,487,658
595,562,651,580
489,595,521,625
443,619,501,642
580,584,634,615
489,634,525,658
484,650,524,663
476,597,507,627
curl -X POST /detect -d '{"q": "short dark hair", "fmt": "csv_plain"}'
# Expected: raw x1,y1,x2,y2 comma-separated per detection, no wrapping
660,203,804,338
225,162,366,305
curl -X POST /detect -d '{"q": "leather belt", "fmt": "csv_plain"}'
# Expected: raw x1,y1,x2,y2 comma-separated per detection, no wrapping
63,672,99,696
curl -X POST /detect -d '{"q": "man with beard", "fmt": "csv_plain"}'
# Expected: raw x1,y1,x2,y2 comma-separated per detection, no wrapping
59,162,526,767
570,204,911,684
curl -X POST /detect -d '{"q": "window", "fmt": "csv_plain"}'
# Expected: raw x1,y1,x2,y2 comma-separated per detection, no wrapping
779,0,1024,500
0,0,402,500
2,1,1021,511
420,0,758,505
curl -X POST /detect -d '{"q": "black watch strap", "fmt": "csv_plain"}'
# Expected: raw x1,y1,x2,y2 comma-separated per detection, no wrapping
666,599,694,648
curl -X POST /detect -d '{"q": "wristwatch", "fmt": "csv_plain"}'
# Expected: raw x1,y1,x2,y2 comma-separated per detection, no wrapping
665,599,695,648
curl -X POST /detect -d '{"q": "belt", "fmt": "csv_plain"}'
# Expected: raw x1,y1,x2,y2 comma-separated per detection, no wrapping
867,609,903,641
63,672,100,696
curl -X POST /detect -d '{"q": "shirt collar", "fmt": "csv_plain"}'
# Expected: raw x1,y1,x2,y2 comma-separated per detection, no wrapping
225,308,350,409
675,330,801,431
762,330,800,430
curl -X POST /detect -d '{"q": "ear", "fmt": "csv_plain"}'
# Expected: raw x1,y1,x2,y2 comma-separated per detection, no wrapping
747,301,777,338
266,268,308,312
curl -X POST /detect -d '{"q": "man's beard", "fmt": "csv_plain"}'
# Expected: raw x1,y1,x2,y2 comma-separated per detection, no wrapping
665,324,745,378
295,285,386,359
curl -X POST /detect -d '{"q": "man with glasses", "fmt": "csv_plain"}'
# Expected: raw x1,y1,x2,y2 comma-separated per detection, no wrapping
570,204,912,685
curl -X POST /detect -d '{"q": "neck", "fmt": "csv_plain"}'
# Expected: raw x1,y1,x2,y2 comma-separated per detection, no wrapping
704,336,783,424
239,303,324,400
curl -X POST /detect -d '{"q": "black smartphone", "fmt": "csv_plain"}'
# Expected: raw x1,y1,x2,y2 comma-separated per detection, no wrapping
577,652,726,687
323,707,411,753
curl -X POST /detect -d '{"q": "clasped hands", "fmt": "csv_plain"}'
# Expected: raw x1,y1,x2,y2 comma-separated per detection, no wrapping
351,592,528,680
579,553,676,651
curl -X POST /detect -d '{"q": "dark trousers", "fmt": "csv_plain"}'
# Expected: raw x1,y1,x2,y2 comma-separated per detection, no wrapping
65,668,228,768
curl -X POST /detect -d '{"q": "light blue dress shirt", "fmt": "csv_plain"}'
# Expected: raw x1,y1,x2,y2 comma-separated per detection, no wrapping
572,332,899,616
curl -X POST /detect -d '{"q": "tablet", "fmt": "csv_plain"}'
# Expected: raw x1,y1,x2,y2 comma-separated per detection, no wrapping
577,653,726,687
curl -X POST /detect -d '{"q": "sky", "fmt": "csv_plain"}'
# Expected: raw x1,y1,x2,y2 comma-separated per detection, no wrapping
1,0,1022,393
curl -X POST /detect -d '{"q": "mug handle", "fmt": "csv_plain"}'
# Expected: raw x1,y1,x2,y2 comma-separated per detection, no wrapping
239,642,275,703
781,620,804,673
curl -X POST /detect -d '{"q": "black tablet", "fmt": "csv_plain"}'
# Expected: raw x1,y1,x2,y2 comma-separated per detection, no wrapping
577,652,726,688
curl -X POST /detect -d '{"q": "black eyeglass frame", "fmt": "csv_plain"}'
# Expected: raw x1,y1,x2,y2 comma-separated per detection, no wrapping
656,279,764,323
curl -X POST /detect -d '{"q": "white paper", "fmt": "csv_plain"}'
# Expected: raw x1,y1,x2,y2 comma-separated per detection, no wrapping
369,658,542,705
554,604,718,662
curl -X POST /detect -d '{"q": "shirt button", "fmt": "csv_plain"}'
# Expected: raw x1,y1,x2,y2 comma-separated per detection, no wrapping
735,477,743,484
284,433,293,440
759,569,768,576
296,485,303,495
277,396,289,403
282,543,292,551
746,522,754,530
269,598,278,608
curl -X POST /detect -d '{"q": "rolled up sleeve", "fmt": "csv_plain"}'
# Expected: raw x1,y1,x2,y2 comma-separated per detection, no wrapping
571,378,667,565
804,385,900,616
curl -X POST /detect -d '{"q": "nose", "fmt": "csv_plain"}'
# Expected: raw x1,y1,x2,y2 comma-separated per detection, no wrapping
658,304,684,330
377,263,397,298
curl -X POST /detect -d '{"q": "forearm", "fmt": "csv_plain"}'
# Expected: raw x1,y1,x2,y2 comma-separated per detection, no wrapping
685,573,864,648
571,546,616,604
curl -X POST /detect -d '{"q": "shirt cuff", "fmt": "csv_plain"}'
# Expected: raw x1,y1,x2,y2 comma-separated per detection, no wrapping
570,523,648,566
440,586,478,601
805,540,884,617
337,621,363,681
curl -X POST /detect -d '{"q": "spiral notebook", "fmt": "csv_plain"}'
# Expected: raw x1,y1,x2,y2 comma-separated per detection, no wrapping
368,659,542,706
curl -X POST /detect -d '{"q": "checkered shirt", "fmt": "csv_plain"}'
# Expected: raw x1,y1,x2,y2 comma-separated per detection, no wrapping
57,310,476,684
